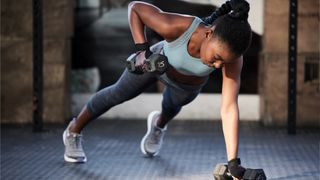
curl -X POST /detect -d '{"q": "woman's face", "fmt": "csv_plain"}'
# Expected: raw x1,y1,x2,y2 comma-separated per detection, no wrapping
200,35,237,69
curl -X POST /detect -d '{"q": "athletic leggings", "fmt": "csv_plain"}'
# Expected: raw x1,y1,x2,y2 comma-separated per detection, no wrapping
86,69,208,120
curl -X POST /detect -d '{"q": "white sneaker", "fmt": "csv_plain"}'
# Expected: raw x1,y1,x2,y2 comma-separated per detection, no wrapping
140,111,167,157
63,119,87,163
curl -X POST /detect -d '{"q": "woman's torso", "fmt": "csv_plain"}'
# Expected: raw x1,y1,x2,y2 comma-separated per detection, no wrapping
150,17,214,86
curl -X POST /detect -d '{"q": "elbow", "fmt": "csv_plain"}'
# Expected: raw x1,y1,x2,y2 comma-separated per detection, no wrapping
128,1,140,11
128,1,135,12
128,1,144,20
128,1,135,9
128,1,139,23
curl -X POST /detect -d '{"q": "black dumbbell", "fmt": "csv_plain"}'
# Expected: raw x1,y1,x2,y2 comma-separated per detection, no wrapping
126,53,140,74
144,54,168,74
213,164,233,180
126,53,168,74
243,169,267,180
213,164,267,180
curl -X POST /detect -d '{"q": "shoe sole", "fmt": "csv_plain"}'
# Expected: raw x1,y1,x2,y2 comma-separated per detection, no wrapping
140,111,160,157
63,154,87,163
63,130,87,163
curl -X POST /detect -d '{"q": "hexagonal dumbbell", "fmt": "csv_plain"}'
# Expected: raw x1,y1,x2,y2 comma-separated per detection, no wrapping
126,53,168,74
213,164,267,180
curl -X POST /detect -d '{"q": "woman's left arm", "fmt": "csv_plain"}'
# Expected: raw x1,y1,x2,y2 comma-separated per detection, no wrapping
220,56,243,161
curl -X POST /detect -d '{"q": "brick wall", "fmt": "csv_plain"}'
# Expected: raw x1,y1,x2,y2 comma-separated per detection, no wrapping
260,0,319,126
1,0,74,123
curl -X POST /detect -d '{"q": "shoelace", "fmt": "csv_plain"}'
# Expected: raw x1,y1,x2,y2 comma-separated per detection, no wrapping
71,134,83,150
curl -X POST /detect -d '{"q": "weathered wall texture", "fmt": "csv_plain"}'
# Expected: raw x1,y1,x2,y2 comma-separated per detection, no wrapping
1,0,74,123
260,0,320,126
1,0,319,126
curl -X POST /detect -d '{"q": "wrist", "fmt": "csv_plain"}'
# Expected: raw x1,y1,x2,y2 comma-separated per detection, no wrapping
135,42,152,58
228,158,245,179
228,158,241,166
135,42,149,51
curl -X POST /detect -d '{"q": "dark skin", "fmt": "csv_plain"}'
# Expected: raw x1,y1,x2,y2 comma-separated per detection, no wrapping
69,1,243,163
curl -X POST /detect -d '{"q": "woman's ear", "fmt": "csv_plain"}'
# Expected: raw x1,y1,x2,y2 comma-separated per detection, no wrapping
205,29,214,39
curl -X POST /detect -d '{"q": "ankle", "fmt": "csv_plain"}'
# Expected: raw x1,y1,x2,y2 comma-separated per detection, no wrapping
156,123,166,129
156,114,167,129
68,119,81,134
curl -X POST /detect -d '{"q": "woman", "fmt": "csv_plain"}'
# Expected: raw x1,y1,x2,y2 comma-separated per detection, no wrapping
63,0,252,179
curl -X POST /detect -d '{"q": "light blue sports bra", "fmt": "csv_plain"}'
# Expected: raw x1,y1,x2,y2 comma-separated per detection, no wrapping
163,17,215,77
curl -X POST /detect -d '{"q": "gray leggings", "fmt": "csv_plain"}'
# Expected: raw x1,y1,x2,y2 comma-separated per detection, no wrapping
87,69,207,120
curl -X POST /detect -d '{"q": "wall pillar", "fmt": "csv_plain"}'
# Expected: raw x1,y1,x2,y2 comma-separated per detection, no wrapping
260,0,320,127
1,0,74,123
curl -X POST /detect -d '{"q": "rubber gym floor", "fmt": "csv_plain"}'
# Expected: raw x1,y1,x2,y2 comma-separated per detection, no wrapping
1,119,319,180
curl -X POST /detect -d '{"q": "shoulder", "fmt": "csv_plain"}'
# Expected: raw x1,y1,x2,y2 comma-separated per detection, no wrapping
164,16,197,42
222,56,243,80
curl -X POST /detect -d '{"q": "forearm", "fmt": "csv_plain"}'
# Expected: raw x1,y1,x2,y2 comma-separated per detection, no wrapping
221,104,239,161
128,2,147,43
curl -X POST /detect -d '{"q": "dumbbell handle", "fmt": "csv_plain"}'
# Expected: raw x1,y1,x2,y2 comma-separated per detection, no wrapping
126,53,168,74
126,53,138,72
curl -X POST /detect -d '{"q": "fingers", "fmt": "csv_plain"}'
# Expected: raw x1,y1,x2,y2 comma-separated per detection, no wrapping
135,51,146,66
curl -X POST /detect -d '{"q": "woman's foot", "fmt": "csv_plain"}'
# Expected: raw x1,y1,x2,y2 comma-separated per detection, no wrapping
63,119,87,163
140,111,167,157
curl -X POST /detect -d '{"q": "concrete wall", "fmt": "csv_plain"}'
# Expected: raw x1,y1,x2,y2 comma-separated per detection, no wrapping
1,0,74,123
78,0,100,8
260,0,320,126
71,94,260,121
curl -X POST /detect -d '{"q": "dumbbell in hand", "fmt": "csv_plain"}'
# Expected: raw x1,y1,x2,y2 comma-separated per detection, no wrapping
126,53,143,74
126,52,168,74
126,42,169,74
213,164,267,180
145,53,168,74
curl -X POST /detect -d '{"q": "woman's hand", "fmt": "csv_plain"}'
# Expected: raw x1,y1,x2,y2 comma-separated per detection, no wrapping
134,51,149,72
228,158,246,179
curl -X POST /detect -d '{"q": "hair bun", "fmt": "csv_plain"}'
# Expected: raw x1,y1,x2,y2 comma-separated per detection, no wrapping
229,10,248,21
229,0,250,21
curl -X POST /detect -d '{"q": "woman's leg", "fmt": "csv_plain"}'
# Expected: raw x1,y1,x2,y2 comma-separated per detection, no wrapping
157,86,201,128
69,69,157,134
140,85,201,156
64,70,157,163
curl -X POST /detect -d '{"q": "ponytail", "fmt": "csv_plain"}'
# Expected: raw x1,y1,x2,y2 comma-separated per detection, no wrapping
202,1,232,24
202,0,250,24
209,0,252,56
228,0,250,21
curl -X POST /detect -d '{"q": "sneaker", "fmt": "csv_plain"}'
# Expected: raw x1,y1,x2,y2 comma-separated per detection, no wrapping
140,111,167,157
63,119,87,163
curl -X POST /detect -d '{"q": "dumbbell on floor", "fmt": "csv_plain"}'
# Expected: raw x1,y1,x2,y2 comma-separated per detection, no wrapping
126,53,168,74
213,164,233,180
213,164,267,180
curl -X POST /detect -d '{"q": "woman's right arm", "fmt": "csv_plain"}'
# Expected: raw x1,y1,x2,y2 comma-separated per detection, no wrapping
128,1,194,43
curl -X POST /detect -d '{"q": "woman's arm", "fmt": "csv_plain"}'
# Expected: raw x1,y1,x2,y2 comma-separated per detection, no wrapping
220,56,243,161
128,1,194,43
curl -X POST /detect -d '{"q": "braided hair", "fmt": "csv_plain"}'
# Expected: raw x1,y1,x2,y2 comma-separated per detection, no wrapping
203,0,252,56
202,1,232,25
